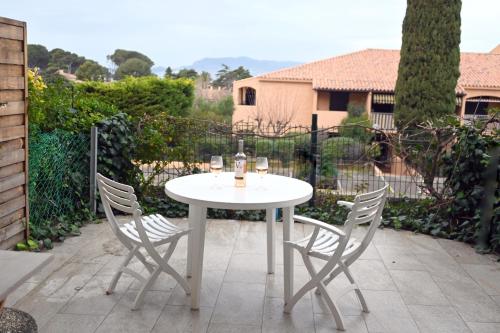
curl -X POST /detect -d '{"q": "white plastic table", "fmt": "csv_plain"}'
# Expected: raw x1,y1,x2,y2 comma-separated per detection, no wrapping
165,172,313,309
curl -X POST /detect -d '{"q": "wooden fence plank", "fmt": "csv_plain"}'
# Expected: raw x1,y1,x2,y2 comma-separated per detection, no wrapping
0,209,23,229
0,101,24,116
0,49,23,65
0,39,22,52
0,114,24,128
0,173,25,193
0,231,24,250
0,90,23,102
0,196,25,218
0,77,24,89
0,149,24,167
0,17,25,27
0,219,25,242
0,126,24,142
0,139,23,154
0,163,23,179
0,24,23,40
0,64,23,76
0,186,23,204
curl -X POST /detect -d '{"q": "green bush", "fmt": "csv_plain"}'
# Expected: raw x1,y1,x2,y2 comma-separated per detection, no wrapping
339,114,373,143
255,139,274,156
189,96,234,123
275,138,295,167
77,76,194,121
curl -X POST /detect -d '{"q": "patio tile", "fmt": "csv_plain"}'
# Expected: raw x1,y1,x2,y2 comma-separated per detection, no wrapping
14,296,67,329
360,290,419,333
60,274,133,316
407,305,471,333
151,305,212,333
407,233,448,255
438,239,498,265
129,272,177,292
40,313,105,333
390,270,449,305
262,297,315,333
433,275,500,322
35,262,102,300
207,323,261,333
462,264,500,296
349,259,397,291
314,314,368,333
373,228,410,247
224,253,267,284
491,295,500,307
466,322,500,333
95,290,170,333
416,252,471,282
265,264,311,299
376,245,426,271
211,282,265,326
168,270,225,307
5,282,38,307
233,230,267,254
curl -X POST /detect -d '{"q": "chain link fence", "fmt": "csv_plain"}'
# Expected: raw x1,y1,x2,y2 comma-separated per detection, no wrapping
28,130,91,227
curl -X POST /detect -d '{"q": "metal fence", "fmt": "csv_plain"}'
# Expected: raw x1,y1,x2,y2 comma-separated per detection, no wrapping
29,130,91,227
139,116,441,199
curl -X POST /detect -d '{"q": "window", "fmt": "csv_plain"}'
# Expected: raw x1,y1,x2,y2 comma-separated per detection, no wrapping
372,94,394,113
465,100,489,115
372,103,394,113
329,91,349,111
239,87,256,105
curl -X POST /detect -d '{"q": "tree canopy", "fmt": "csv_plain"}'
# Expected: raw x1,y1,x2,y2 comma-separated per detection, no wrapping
114,58,152,79
212,64,251,89
76,60,110,81
49,48,86,74
107,49,154,67
28,44,50,69
394,0,462,128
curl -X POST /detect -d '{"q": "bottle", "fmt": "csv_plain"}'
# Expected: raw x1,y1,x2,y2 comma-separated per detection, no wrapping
234,139,247,187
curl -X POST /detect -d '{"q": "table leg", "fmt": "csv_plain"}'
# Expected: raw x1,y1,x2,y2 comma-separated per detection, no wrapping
283,206,294,304
266,208,276,274
188,205,207,310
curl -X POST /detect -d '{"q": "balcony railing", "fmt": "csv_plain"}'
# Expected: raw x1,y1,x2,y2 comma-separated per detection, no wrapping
370,112,395,131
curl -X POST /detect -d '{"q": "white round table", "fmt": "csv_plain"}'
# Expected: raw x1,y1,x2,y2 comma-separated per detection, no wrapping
165,172,313,309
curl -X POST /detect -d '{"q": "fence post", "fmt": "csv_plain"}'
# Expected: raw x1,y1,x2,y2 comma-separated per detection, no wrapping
309,114,318,206
90,126,98,214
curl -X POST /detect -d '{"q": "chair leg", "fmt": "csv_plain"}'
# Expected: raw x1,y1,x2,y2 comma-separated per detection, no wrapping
132,266,162,310
315,264,342,295
303,256,345,331
342,265,369,313
107,245,137,295
155,240,191,295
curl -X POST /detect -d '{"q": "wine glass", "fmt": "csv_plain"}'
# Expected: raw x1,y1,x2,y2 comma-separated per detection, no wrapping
256,157,268,188
210,155,223,186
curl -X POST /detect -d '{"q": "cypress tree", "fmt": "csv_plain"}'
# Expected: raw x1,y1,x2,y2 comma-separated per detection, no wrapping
394,0,461,128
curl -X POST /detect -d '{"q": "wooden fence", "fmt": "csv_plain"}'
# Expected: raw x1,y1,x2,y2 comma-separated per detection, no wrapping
0,16,28,249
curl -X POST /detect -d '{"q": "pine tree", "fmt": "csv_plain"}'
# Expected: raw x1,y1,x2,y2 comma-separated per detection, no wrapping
394,0,461,128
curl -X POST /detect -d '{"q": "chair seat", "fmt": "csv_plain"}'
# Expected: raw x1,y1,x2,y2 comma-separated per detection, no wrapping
290,229,359,261
120,214,187,245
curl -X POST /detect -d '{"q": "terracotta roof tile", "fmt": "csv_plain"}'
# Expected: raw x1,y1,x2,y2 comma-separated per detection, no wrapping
258,49,500,94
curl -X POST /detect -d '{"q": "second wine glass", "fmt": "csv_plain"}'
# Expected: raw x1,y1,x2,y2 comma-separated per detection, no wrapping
256,157,268,187
210,156,223,186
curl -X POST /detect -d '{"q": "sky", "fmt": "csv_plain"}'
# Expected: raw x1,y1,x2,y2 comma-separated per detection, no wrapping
3,0,499,68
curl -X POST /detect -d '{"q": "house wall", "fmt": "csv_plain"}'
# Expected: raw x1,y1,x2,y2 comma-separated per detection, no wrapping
232,78,315,126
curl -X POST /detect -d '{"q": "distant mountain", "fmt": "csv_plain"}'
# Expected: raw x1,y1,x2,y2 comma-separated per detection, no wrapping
186,57,302,77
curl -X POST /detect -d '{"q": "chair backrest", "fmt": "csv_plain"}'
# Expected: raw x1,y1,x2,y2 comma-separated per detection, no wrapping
96,173,140,237
345,185,388,262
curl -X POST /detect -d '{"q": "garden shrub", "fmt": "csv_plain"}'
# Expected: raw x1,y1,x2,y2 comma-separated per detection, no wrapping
255,139,274,156
275,138,295,167
76,76,194,121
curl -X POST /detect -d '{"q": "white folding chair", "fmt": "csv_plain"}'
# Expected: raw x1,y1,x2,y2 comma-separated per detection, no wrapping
284,186,388,331
97,173,191,310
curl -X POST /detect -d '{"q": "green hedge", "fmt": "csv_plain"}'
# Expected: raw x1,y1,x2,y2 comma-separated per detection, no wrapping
76,76,194,121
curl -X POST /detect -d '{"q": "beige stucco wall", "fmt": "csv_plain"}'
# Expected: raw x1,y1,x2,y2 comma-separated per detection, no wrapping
461,87,500,117
233,78,314,126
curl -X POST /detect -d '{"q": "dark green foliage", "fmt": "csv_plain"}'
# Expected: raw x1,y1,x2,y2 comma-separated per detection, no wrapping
212,64,251,89
76,60,110,81
174,69,199,80
114,58,152,79
441,127,499,248
28,44,50,68
394,0,461,128
96,113,141,190
189,96,234,123
49,48,86,74
76,76,194,121
107,49,154,67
